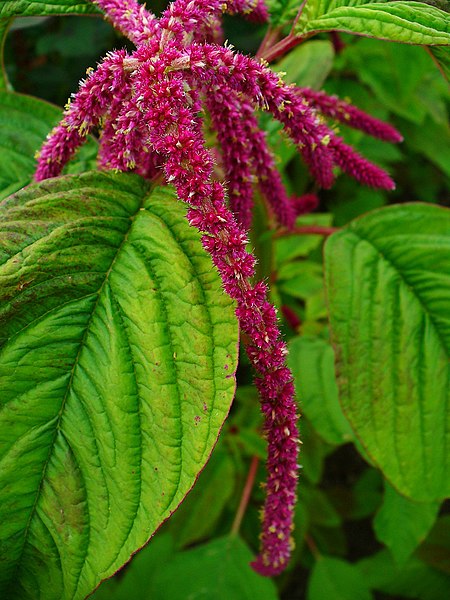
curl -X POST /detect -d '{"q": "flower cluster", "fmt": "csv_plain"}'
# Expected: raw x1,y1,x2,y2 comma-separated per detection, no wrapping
35,0,401,576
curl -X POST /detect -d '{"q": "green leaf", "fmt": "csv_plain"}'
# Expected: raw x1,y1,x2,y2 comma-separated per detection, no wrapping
288,336,353,445
275,213,333,265
278,260,323,299
308,556,373,600
91,534,175,600
0,0,98,17
302,484,342,528
275,40,335,89
358,550,450,600
400,117,450,178
341,39,449,125
324,203,450,501
167,446,236,549
298,417,332,483
151,536,278,600
295,1,450,45
310,525,348,558
374,482,440,565
0,91,97,200
267,0,300,27
0,171,238,599
343,39,449,126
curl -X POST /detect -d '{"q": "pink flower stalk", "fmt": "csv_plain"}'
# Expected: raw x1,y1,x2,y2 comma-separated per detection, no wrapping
293,193,320,216
93,0,158,44
299,88,403,143
206,89,296,228
206,90,257,229
35,0,402,576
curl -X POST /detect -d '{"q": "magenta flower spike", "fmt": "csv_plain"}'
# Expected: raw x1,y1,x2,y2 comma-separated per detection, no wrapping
35,0,402,576
35,50,129,181
91,0,158,44
205,91,257,229
299,88,404,143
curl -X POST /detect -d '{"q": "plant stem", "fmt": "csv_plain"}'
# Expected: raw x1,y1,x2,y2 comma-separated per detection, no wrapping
256,25,279,59
231,456,260,535
290,0,308,35
261,34,301,63
305,533,321,558
260,0,310,63
274,225,338,238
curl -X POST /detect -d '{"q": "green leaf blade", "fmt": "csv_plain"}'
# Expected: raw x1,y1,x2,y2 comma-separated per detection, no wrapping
288,335,353,446
0,91,97,201
308,556,373,600
296,2,450,46
324,203,450,501
0,172,238,599
151,535,278,600
0,0,98,17
374,482,440,565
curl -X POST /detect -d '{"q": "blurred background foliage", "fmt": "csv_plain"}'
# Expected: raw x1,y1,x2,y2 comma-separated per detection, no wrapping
3,4,449,599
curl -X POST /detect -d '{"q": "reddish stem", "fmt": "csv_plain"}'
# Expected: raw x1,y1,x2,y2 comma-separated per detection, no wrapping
256,26,280,59
290,0,308,34
281,305,301,331
275,225,338,238
260,0,310,63
261,34,302,63
231,456,260,535
305,533,320,558
330,31,346,54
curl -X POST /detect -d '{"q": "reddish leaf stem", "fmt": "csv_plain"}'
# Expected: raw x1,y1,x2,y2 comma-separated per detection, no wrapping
274,225,338,238
260,0,310,63
231,456,260,535
305,533,320,558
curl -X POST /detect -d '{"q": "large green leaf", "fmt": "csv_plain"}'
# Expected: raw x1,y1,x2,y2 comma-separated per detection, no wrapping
0,91,97,200
267,0,300,27
295,1,450,45
91,534,176,600
275,40,335,89
341,39,449,125
151,535,278,600
288,335,353,446
167,444,236,549
325,203,450,501
374,482,440,565
308,556,373,600
358,550,450,600
0,0,97,17
0,171,238,599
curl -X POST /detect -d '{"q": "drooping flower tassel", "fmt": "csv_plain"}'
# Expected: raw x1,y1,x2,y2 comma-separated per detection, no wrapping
299,88,403,143
134,64,299,575
35,50,128,181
